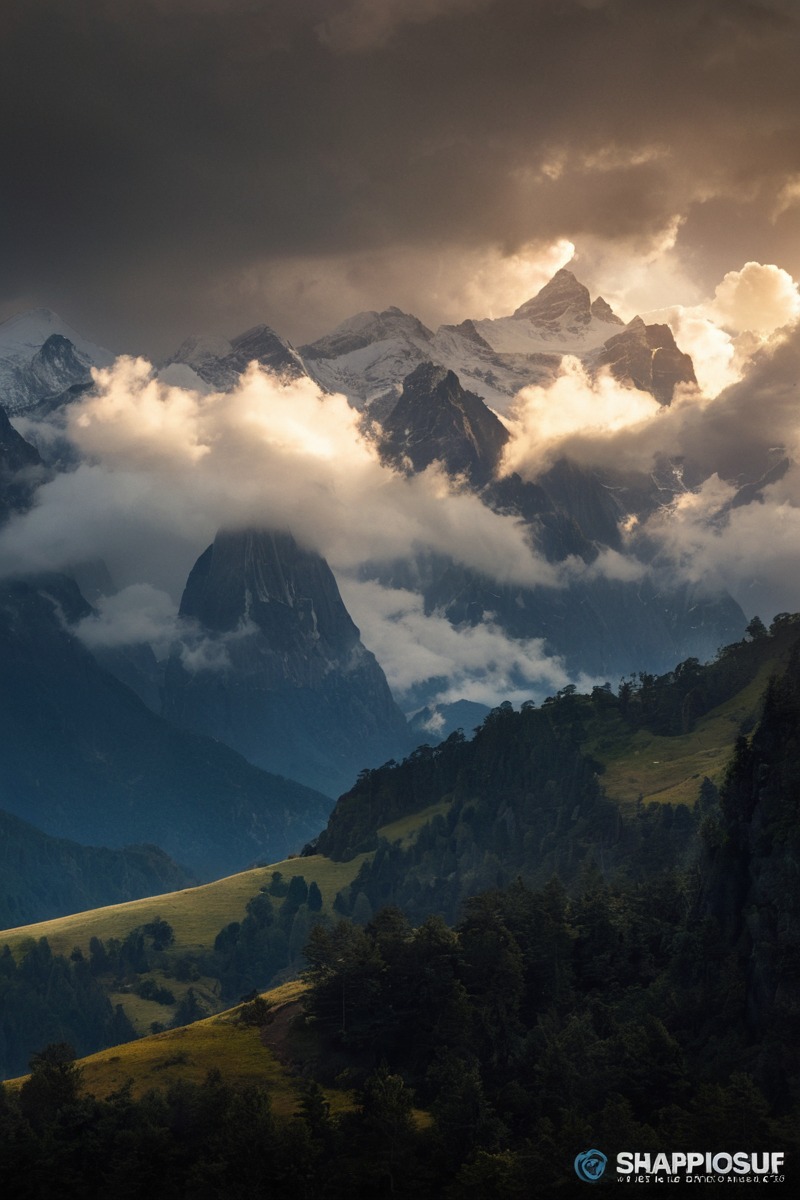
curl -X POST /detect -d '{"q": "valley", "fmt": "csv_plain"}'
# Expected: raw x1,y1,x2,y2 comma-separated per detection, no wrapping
2,260,800,1191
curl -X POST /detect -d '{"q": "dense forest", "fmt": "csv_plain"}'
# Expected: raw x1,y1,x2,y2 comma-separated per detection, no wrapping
314,618,797,925
2,620,799,1192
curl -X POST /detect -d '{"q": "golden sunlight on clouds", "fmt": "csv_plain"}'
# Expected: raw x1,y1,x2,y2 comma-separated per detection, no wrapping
0,358,558,595
501,356,662,477
710,262,800,335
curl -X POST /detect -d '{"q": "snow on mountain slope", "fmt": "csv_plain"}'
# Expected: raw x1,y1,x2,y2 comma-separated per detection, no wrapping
165,324,307,392
299,269,688,415
300,307,437,410
0,309,113,414
157,268,694,418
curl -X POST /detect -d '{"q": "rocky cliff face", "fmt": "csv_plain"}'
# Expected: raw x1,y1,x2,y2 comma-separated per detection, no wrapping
595,316,697,405
378,362,510,486
162,529,411,797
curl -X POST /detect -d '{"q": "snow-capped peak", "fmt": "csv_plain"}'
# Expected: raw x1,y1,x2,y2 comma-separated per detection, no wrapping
0,308,112,366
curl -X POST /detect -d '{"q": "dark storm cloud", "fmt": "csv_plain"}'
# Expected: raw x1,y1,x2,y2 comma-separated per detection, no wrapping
2,0,799,352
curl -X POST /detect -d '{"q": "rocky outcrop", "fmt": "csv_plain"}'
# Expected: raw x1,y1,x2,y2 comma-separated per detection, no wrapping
379,362,510,487
596,316,697,405
162,529,411,797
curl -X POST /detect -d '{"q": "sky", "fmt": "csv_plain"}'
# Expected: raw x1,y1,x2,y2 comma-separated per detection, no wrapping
3,0,800,712
3,0,800,356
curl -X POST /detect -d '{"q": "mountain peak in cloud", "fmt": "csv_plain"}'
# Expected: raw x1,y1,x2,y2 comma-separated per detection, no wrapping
167,322,306,391
0,311,113,416
164,526,410,797
596,316,697,406
511,267,626,333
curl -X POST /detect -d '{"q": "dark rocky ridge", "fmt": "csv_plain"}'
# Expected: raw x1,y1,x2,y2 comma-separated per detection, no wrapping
597,316,697,405
163,529,411,797
378,362,510,487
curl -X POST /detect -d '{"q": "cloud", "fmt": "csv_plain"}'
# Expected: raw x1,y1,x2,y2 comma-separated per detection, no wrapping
490,300,800,626
639,262,800,398
615,321,800,618
641,468,800,620
495,263,800,493
709,261,800,334
338,575,597,707
5,0,800,353
0,359,557,596
74,583,183,651
500,356,665,476
73,579,260,671
316,0,493,53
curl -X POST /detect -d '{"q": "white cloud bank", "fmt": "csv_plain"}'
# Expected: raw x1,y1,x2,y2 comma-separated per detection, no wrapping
339,576,598,708
0,357,557,597
5,257,800,705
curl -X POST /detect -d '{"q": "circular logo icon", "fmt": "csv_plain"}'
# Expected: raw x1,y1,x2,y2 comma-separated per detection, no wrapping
574,1149,608,1183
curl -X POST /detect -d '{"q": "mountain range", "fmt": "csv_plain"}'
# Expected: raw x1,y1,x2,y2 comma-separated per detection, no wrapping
0,263,785,918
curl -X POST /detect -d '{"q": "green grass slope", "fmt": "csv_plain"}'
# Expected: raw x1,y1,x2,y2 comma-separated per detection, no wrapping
0,853,368,960
4,979,354,1116
590,658,777,806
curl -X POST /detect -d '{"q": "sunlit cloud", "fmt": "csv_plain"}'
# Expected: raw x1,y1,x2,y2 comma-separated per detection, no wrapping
0,358,556,596
709,261,800,335
501,356,663,477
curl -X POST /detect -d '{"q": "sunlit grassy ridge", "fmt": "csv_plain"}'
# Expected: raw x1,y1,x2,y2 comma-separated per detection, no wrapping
6,977,436,1133
4,979,356,1117
591,658,776,806
0,852,369,958
0,804,451,961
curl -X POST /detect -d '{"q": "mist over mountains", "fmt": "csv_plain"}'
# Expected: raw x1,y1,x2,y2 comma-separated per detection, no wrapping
1,259,799,898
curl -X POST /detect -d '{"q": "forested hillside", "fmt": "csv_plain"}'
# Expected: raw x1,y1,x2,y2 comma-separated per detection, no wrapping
314,615,798,924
